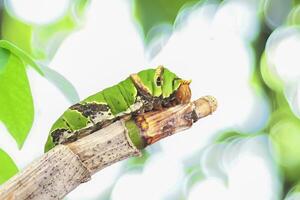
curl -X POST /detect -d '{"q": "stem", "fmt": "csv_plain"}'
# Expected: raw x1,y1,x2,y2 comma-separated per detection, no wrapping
0,96,217,200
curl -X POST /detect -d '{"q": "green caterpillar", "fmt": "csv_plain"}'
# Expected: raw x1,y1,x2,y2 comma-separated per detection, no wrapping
45,66,191,152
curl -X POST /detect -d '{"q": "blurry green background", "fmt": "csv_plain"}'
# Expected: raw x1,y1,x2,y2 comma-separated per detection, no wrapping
1,0,300,199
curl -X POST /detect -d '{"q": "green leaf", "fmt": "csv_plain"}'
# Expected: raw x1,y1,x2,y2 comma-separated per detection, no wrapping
0,1,88,149
0,48,10,73
0,49,34,148
40,66,80,104
0,149,18,185
0,40,44,75
0,32,80,104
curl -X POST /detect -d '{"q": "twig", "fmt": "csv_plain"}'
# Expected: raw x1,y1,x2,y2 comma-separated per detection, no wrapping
0,96,217,200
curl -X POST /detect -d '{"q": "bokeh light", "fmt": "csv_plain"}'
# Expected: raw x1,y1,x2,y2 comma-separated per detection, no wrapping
1,0,300,199
6,0,70,25
266,26,300,117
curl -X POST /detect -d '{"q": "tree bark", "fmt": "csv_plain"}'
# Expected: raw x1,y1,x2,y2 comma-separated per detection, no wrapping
0,96,217,200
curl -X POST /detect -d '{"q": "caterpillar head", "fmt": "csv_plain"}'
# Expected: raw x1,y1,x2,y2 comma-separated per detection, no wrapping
130,66,192,104
175,80,191,104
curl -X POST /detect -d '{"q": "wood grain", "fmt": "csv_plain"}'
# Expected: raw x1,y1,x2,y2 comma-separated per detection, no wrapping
0,96,217,200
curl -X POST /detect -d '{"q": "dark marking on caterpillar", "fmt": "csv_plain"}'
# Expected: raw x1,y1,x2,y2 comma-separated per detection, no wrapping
70,103,109,118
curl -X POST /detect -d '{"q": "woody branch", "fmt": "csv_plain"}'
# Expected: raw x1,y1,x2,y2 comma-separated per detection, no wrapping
0,96,217,200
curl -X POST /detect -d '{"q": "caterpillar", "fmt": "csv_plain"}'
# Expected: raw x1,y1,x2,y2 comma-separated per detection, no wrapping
45,66,191,152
